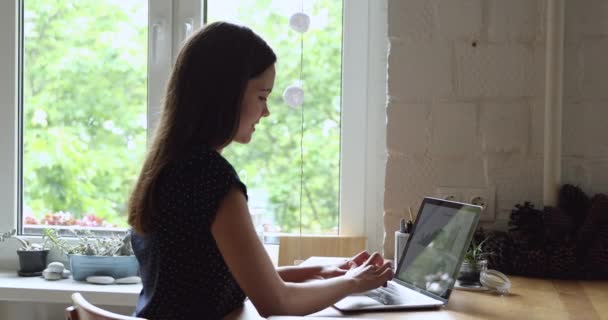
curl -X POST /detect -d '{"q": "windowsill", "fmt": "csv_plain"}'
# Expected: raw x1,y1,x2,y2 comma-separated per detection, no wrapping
0,244,280,307
0,270,140,306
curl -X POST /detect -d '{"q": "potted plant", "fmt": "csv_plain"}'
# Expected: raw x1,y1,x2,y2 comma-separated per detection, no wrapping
458,237,493,285
43,229,138,281
1,229,50,276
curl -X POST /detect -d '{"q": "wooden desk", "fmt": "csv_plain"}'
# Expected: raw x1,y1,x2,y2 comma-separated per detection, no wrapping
226,258,608,320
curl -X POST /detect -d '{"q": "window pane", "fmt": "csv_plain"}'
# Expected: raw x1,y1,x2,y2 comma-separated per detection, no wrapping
21,0,148,233
207,0,342,235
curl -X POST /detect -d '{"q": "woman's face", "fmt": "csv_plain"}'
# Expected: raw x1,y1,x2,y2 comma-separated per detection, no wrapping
234,64,275,144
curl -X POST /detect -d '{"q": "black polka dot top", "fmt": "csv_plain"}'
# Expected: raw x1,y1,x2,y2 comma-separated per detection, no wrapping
131,145,248,319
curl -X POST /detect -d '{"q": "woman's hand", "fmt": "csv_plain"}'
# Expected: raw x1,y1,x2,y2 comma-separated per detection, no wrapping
344,252,394,293
318,251,387,279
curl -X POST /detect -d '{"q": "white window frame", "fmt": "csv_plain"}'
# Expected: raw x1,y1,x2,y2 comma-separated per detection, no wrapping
0,0,387,264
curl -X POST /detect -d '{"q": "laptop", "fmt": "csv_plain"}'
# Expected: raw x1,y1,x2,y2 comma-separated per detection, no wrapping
334,197,482,311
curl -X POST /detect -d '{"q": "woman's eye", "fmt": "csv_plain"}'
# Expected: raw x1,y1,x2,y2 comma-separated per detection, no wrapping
259,97,267,102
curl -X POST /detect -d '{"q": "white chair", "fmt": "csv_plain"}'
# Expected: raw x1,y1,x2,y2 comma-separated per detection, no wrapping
65,292,146,320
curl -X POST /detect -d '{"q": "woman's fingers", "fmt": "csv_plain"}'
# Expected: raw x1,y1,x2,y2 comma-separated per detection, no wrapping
361,264,374,274
350,250,370,266
370,253,385,266
374,262,393,275
362,252,383,267
345,257,395,292
351,251,389,269
378,267,395,287
380,264,394,279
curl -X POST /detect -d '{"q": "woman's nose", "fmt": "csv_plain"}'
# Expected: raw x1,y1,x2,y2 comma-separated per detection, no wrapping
262,106,270,117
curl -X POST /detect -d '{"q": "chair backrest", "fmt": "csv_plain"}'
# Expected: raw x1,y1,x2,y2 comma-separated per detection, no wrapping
65,293,146,320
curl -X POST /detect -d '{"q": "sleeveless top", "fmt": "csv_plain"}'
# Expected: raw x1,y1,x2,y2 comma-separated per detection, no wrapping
132,145,248,319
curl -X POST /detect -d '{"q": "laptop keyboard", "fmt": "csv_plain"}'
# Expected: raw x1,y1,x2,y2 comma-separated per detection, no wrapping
363,282,410,305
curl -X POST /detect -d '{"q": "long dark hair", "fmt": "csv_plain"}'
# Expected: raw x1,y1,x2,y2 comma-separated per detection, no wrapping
128,22,276,234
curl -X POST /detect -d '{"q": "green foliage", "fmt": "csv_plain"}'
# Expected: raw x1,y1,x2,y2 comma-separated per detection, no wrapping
23,0,147,227
0,229,45,250
216,0,342,234
43,229,133,256
464,237,494,264
24,0,342,234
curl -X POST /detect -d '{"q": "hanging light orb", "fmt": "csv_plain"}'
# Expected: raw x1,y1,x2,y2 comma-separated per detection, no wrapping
283,82,304,108
289,12,310,33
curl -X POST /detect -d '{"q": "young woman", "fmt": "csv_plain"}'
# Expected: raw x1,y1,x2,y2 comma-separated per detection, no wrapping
128,21,393,319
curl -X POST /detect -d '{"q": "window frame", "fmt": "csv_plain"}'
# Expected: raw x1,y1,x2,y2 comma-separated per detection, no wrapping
0,0,387,263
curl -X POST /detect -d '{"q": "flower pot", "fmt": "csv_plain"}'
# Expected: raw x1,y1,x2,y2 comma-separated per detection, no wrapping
17,249,49,277
69,254,139,281
457,259,487,285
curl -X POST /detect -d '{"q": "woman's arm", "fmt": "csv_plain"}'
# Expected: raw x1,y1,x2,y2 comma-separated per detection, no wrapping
276,265,325,282
277,251,380,282
211,187,393,317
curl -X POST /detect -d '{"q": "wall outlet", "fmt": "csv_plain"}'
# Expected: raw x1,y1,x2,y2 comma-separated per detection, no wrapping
435,187,463,202
461,186,496,222
435,186,496,222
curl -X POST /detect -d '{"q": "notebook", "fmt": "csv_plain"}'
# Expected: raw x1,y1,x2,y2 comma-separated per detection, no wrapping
334,197,482,311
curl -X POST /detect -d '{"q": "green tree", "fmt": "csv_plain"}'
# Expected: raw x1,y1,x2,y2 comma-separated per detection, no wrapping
23,0,342,234
23,0,147,227
216,0,342,234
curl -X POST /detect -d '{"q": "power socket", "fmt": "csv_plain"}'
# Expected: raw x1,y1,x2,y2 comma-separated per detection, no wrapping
435,187,463,202
435,186,496,221
461,186,496,222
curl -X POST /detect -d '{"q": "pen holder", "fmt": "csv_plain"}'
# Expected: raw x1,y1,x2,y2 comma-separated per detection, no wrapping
394,231,410,266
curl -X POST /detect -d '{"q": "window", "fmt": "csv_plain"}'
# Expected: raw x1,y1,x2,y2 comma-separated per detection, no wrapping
0,0,384,252
207,0,342,235
21,0,148,234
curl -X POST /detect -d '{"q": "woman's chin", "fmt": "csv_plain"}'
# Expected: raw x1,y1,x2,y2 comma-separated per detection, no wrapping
233,135,252,144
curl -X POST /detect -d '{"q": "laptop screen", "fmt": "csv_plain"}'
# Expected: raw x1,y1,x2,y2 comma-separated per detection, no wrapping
395,198,480,299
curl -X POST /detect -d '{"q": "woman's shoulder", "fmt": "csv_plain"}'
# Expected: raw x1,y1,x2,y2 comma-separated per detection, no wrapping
165,145,235,177
188,145,234,170
162,145,247,197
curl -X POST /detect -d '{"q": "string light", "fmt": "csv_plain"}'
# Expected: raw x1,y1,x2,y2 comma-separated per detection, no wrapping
284,1,307,265
289,12,310,33
282,80,304,108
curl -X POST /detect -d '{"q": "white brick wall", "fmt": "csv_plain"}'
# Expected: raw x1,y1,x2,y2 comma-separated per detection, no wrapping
581,40,608,99
430,102,480,156
385,0,545,256
530,99,545,156
566,0,608,40
480,102,530,153
384,154,436,212
562,0,608,195
455,43,534,97
562,101,585,157
488,0,542,43
388,0,434,41
389,40,452,100
564,45,582,98
432,156,487,187
435,0,483,40
386,103,430,154
383,0,608,256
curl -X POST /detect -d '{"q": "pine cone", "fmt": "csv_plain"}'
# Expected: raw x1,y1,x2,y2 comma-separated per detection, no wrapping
509,247,548,277
577,193,608,263
558,184,590,231
484,231,513,274
527,249,549,276
508,202,546,249
547,242,577,278
543,207,572,243
585,226,608,279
